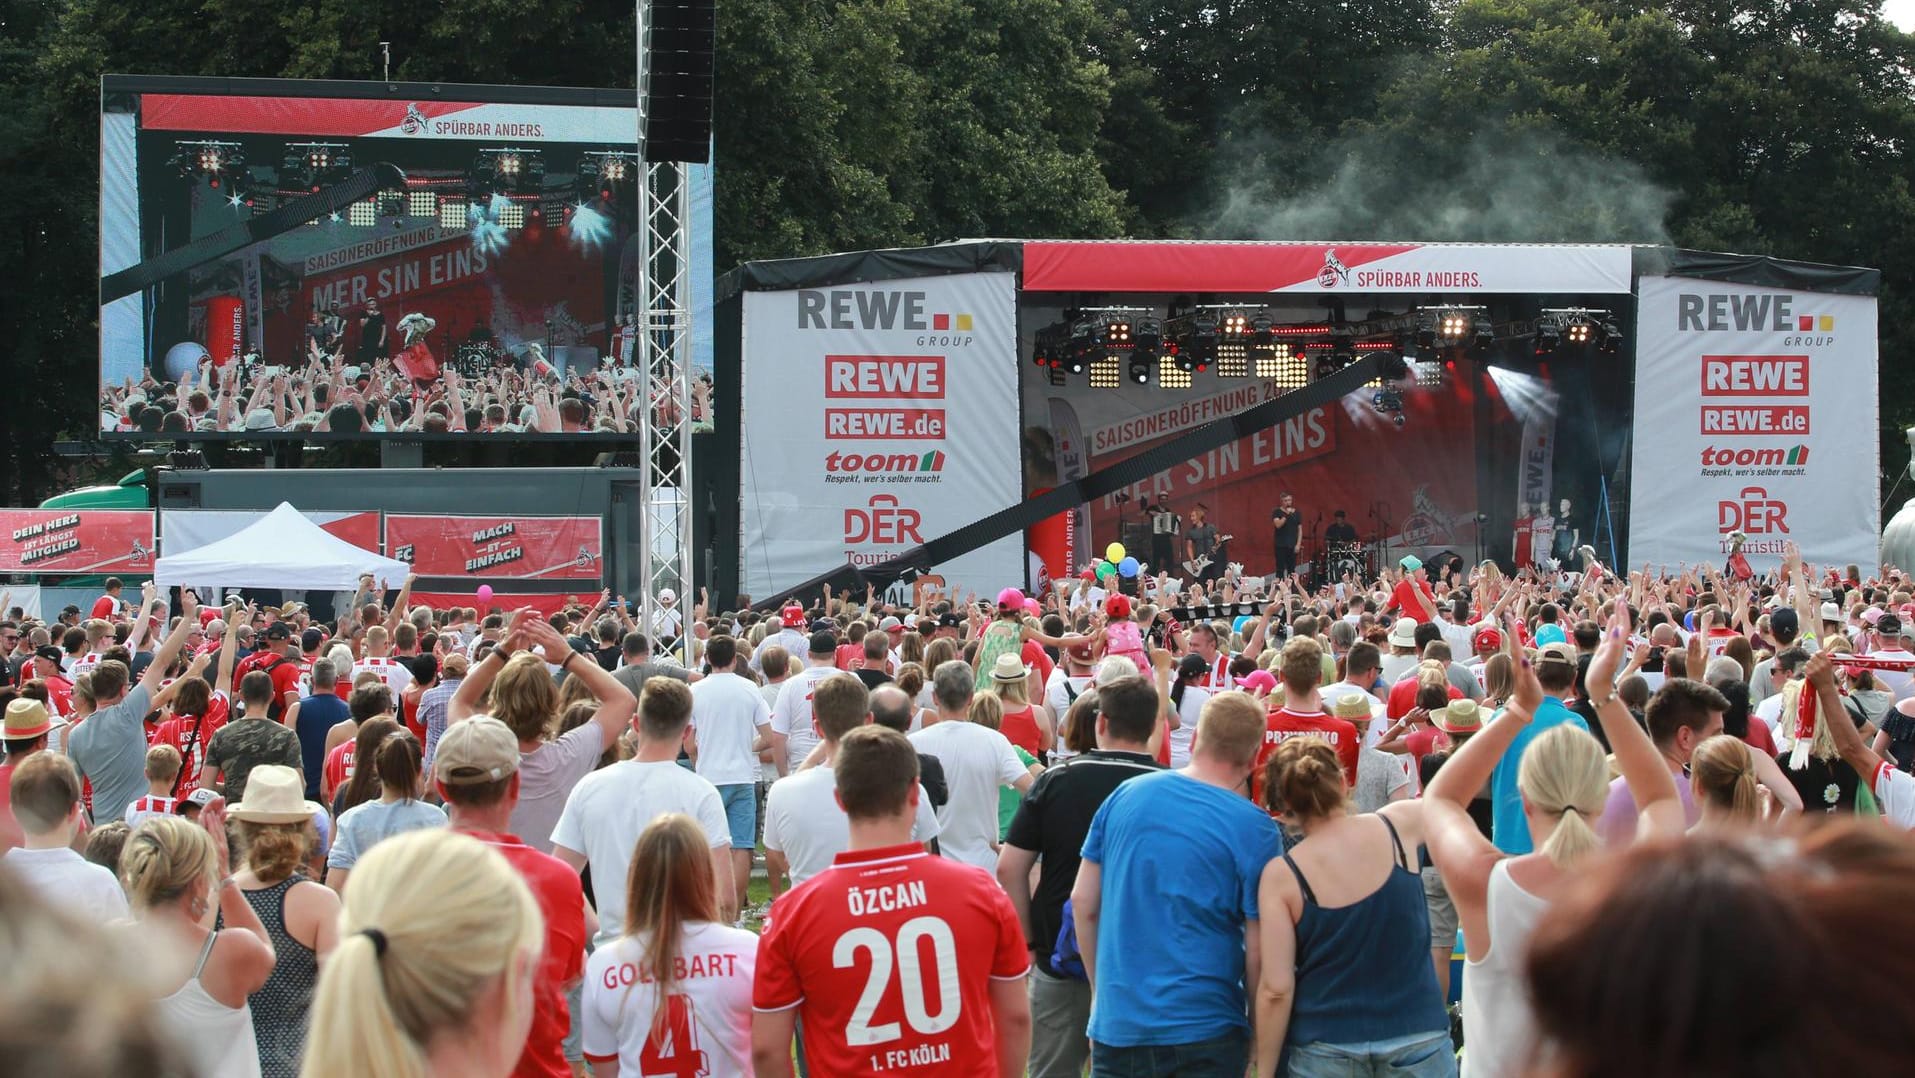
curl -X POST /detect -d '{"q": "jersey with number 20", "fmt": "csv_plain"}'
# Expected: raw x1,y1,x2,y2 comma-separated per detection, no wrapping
753,842,1030,1075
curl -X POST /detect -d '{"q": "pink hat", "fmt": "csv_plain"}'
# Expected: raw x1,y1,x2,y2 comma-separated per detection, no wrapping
997,587,1025,610
1022,597,1042,616
1239,669,1277,694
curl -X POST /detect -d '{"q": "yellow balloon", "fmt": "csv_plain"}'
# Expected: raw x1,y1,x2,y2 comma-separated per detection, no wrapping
1105,542,1126,562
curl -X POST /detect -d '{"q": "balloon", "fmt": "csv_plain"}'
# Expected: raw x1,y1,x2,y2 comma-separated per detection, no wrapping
1096,563,1117,581
476,584,494,604
1105,542,1127,563
163,341,211,381
1119,556,1140,578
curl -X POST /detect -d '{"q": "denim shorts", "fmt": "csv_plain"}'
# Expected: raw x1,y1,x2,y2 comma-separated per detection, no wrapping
1286,1030,1456,1078
718,782,757,850
1090,1033,1248,1077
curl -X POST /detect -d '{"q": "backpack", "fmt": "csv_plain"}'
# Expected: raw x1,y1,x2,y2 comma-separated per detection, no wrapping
245,655,293,721
1050,897,1089,981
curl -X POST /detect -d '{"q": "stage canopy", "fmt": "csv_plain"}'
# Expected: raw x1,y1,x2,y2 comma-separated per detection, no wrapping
153,501,409,590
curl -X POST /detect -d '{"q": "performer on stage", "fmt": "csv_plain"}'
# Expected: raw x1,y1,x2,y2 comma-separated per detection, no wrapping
1513,503,1535,571
1270,492,1301,579
393,312,442,396
1185,504,1224,583
356,298,388,366
1147,495,1180,574
1324,509,1358,545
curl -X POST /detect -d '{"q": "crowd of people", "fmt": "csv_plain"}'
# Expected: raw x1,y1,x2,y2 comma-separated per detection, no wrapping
4,540,1915,1076
100,345,713,435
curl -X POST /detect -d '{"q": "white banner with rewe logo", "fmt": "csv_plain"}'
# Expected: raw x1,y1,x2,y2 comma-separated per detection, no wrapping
1628,276,1878,572
741,271,1022,598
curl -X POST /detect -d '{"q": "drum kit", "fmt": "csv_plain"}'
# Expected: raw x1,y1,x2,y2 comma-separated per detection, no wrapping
1323,541,1373,582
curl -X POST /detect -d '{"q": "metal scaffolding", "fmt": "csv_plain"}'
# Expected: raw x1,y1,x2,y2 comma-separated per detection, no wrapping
635,0,696,647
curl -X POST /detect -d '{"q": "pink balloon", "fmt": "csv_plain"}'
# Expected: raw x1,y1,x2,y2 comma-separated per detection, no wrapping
476,584,494,603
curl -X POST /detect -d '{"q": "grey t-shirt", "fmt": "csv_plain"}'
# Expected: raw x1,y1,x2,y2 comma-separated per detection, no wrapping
68,684,151,826
612,660,691,700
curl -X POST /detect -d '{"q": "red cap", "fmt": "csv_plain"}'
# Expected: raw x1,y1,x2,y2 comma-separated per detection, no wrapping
1472,625,1503,654
1105,594,1131,619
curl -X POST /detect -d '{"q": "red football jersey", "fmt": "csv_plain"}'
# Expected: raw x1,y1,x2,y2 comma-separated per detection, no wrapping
753,843,1029,1076
1254,707,1360,806
152,692,231,790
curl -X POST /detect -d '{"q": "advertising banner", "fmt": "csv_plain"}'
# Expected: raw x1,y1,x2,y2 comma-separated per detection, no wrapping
1627,276,1879,570
161,510,382,557
0,510,156,574
384,515,603,579
1021,241,1634,295
140,95,635,143
741,272,1022,597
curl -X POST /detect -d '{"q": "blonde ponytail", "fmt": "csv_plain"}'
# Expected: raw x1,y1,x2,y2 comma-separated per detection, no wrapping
300,829,542,1078
1691,734,1762,821
1518,725,1608,868
120,816,216,911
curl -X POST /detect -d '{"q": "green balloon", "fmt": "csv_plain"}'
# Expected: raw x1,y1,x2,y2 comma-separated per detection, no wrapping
1096,563,1117,580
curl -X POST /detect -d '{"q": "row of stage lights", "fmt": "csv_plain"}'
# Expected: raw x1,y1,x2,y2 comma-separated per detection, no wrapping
1033,305,1622,387
168,140,638,219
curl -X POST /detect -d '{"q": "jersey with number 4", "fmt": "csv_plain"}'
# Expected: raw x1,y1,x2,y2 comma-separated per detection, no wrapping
581,921,758,1078
753,842,1029,1076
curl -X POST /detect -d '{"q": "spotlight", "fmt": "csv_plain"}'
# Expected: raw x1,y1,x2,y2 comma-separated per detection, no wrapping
173,140,245,182
439,198,468,229
1533,323,1561,356
1373,388,1407,427
1101,316,1132,349
282,142,350,190
407,189,438,217
1089,353,1121,388
1565,317,1594,346
1132,317,1163,363
499,201,526,230
476,148,544,194
1166,312,1218,374
1438,309,1470,341
1472,314,1495,353
347,199,378,227
1254,340,1293,380
1597,319,1623,355
1129,357,1151,384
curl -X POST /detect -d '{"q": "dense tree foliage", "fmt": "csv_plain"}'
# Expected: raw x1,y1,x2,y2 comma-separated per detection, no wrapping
2,0,1912,504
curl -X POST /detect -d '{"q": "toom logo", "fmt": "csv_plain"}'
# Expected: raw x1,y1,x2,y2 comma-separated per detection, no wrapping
1718,486,1790,536
1699,445,1809,467
826,450,946,474
797,289,973,332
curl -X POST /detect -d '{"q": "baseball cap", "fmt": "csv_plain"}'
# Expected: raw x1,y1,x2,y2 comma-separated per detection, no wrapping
1067,641,1097,663
434,717,521,784
808,630,838,655
33,645,62,663
182,788,220,809
264,623,293,640
809,618,837,634
937,612,963,629
659,588,677,604
1881,613,1906,638
1769,607,1799,637
879,615,904,634
1471,623,1503,654
1536,642,1578,667
301,628,325,651
781,603,806,624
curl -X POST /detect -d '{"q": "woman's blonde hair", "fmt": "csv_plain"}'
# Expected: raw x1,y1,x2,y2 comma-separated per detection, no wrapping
302,829,542,1078
623,815,718,1037
1482,653,1515,705
490,652,561,743
993,666,1031,707
1517,725,1609,868
558,666,597,711
119,816,217,911
968,693,1004,730
922,637,960,674
236,819,316,885
1690,735,1761,820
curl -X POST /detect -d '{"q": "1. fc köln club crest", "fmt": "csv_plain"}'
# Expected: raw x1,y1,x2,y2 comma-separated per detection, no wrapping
1317,249,1351,288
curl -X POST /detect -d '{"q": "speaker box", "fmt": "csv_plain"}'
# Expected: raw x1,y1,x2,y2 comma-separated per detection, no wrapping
643,0,715,163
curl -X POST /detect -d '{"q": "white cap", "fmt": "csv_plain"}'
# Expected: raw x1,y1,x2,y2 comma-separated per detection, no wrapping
1820,601,1843,622
659,588,677,603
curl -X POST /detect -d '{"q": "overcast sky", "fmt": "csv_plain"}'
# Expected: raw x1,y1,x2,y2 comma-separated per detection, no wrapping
1888,0,1914,31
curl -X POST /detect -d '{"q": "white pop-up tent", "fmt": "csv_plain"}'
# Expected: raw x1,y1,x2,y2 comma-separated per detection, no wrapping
154,502,410,591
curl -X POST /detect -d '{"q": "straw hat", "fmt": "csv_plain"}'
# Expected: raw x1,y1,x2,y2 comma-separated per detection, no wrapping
227,765,323,823
989,652,1031,682
1436,699,1484,735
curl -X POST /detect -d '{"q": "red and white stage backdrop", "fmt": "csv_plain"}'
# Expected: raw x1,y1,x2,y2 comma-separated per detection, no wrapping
1023,367,1496,584
1628,277,1879,571
1020,241,1633,295
0,511,156,574
384,515,603,579
740,272,1023,597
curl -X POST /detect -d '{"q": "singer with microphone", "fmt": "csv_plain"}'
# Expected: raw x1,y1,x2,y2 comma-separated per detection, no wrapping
1270,492,1301,579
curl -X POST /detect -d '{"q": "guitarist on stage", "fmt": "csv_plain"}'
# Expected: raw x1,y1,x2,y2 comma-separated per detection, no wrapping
1184,504,1228,584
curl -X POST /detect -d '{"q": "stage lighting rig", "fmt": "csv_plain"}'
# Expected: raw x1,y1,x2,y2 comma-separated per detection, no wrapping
1165,311,1219,374
1535,307,1614,355
1031,321,1069,370
1372,388,1407,427
1132,317,1165,364
172,140,245,185
1533,322,1561,356
474,148,545,195
1597,318,1623,355
577,151,636,200
282,142,351,191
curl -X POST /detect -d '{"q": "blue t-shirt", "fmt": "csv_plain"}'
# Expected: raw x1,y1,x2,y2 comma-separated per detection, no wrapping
327,798,447,871
1081,769,1283,1047
1488,696,1589,854
294,693,350,799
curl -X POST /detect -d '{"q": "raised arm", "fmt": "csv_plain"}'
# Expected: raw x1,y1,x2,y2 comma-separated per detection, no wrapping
451,607,534,723
125,581,161,653
215,603,245,695
383,574,416,634
1586,599,1683,837
139,590,200,696
522,619,635,752
1807,650,1884,780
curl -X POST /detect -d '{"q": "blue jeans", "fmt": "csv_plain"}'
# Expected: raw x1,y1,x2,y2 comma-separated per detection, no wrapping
1285,1030,1456,1077
717,782,757,849
1090,1033,1249,1077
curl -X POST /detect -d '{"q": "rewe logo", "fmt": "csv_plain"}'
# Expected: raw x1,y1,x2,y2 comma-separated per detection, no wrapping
826,450,946,474
1677,293,1796,332
798,290,975,332
1700,445,1809,467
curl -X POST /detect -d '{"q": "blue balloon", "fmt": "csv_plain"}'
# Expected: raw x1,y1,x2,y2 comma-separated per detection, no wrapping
1118,556,1140,578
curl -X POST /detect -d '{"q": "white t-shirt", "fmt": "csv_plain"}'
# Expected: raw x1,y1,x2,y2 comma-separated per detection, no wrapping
761,765,942,887
908,720,1030,870
1043,668,1093,725
1865,647,1915,699
1437,617,1476,663
751,629,809,672
757,680,787,783
5,847,129,923
1874,762,1915,829
1756,692,1789,740
582,922,758,1078
769,665,839,774
1379,653,1419,687
690,672,771,787
351,655,412,697
1069,585,1108,614
551,760,731,945
1167,686,1209,769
